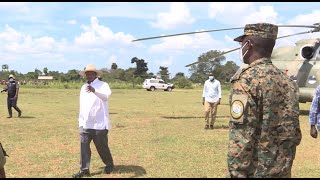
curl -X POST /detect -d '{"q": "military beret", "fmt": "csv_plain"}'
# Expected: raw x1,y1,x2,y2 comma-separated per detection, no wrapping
234,23,278,42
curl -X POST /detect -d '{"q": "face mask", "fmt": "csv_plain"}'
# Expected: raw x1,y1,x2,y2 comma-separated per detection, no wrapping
239,40,250,63
209,76,214,81
9,78,14,82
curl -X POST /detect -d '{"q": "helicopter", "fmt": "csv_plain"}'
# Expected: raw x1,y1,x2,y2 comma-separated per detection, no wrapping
132,23,320,103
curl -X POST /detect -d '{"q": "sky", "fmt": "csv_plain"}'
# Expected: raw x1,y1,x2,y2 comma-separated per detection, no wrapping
1,2,320,77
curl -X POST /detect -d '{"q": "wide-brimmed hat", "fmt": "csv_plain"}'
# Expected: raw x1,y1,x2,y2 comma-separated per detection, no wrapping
8,74,15,79
79,64,103,76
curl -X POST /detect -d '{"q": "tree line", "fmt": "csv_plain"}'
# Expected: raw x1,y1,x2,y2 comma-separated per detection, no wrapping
0,50,239,88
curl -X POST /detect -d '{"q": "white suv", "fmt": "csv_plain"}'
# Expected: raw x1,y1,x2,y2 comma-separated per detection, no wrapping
143,78,175,91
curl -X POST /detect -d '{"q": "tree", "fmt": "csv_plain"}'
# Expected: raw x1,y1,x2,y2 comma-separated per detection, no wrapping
43,67,48,76
2,64,8,72
123,68,136,82
172,72,185,81
60,69,81,82
189,50,226,84
111,63,118,70
34,68,42,76
173,76,193,89
158,66,169,82
25,71,38,80
214,61,239,82
109,68,126,81
48,71,62,80
131,57,148,78
148,72,155,78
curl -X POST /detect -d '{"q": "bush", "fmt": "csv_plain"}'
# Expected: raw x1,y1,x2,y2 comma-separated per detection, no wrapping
174,77,193,89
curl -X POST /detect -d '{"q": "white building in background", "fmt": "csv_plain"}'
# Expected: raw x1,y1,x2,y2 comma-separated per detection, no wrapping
38,76,53,80
38,75,54,85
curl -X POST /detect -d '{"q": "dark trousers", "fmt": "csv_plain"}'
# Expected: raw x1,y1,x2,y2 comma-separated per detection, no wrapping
79,127,113,171
0,168,5,178
7,97,21,117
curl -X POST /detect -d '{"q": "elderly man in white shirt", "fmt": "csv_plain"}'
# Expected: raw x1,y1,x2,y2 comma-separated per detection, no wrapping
202,72,222,129
73,64,114,178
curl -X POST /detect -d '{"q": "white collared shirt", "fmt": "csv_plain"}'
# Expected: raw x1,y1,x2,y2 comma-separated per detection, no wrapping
78,78,112,130
202,79,221,103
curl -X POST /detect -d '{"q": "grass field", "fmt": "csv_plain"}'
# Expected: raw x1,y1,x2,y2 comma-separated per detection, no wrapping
0,87,319,178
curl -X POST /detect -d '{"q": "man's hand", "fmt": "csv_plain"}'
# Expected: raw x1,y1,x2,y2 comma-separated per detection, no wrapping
310,125,318,139
218,98,221,105
202,97,205,105
86,85,95,93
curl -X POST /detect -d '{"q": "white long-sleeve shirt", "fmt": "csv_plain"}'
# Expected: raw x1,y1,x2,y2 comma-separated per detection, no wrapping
78,78,112,130
202,79,221,103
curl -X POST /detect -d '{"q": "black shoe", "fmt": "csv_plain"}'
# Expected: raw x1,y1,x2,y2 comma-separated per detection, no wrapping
72,170,90,178
103,165,114,174
7,116,12,118
210,125,214,129
18,111,22,117
204,125,209,129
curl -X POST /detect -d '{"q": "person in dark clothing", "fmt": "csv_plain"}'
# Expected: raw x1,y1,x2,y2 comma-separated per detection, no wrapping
1,74,22,118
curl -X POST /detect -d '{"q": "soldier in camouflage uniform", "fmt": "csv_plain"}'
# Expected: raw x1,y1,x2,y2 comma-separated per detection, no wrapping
227,23,302,178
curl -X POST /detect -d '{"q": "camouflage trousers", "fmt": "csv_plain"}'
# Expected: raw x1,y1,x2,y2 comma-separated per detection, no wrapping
227,141,296,178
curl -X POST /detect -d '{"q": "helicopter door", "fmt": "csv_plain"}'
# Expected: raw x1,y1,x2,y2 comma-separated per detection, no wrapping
296,62,313,87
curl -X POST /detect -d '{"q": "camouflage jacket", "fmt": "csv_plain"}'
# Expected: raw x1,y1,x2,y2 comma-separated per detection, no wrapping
227,58,302,178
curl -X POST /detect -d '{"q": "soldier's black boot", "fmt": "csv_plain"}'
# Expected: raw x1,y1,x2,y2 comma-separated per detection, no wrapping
103,164,114,174
72,169,90,178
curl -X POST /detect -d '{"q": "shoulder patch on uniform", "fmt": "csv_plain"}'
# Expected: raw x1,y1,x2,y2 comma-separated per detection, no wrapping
231,100,244,119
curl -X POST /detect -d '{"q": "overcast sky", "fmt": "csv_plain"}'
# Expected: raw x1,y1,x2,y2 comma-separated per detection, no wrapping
1,2,320,77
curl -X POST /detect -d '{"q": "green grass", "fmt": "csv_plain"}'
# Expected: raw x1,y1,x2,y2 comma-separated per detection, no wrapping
0,87,318,178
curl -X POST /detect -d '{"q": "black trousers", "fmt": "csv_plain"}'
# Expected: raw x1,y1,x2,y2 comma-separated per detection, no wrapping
7,97,21,116
79,127,114,171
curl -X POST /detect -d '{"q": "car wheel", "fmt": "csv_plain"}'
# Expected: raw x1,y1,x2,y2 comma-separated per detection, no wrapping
167,87,172,91
150,86,155,91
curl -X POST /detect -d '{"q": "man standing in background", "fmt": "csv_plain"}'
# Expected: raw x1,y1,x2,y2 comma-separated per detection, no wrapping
309,84,320,138
202,72,221,129
1,74,22,118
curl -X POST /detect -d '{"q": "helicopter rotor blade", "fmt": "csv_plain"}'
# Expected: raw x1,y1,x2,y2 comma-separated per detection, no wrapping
277,30,319,39
131,22,320,67
132,27,244,42
184,47,240,67
277,25,319,28
184,29,320,68
132,24,320,42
